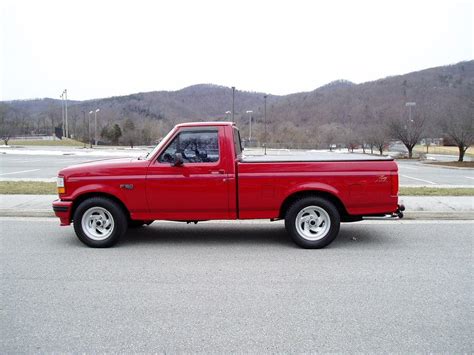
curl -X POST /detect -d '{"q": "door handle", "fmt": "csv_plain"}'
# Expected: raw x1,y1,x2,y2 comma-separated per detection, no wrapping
210,169,225,175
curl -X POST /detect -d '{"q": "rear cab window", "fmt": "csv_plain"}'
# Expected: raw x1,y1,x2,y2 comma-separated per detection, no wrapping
233,127,243,158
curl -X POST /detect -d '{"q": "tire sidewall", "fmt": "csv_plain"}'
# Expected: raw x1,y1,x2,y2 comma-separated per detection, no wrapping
285,197,340,249
73,197,127,248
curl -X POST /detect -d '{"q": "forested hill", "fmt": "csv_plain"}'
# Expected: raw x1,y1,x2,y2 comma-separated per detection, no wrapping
1,60,472,146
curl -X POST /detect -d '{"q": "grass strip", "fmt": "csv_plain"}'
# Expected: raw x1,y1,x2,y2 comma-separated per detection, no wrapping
7,138,84,146
399,187,474,196
0,181,57,194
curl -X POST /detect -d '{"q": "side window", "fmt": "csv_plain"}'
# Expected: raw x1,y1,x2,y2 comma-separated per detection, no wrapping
158,130,220,164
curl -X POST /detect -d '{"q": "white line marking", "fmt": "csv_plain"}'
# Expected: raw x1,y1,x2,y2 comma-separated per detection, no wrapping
400,174,437,185
0,169,40,176
464,176,474,180
399,166,418,170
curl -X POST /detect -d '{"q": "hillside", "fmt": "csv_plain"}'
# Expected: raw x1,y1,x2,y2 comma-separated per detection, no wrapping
1,60,473,146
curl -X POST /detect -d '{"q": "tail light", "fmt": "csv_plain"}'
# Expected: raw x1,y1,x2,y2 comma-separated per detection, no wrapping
391,174,399,196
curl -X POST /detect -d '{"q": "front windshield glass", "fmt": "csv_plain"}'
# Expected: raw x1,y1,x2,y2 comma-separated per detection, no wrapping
144,127,176,160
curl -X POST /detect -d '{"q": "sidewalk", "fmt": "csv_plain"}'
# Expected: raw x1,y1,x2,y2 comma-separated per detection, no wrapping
0,195,472,219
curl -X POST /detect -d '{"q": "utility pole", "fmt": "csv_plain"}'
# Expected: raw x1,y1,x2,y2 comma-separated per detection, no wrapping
231,86,235,123
405,102,416,142
246,110,253,142
88,111,93,148
64,89,68,138
60,92,65,138
94,109,100,146
82,111,86,148
264,95,268,155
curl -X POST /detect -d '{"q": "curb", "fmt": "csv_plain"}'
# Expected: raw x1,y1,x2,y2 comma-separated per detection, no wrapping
0,209,473,220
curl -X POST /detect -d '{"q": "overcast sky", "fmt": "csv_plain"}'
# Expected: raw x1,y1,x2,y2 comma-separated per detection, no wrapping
0,0,472,101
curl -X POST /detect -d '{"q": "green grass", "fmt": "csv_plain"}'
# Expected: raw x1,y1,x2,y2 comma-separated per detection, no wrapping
1,181,473,197
0,181,57,194
399,187,474,196
8,138,84,146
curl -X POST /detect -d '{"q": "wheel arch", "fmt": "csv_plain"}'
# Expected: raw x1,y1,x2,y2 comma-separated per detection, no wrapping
279,190,353,222
70,192,130,222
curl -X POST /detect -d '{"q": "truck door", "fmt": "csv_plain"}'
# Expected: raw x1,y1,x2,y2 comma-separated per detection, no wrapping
146,127,231,220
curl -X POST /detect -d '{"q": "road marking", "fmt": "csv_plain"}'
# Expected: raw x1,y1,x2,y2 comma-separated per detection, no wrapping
0,169,40,176
464,176,474,180
399,166,418,170
400,174,437,185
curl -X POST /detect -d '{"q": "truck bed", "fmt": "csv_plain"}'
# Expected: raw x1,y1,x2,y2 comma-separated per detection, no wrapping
241,151,393,162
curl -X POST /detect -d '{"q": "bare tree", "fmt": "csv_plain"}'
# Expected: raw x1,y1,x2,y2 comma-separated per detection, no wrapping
319,123,342,151
389,108,425,158
439,88,473,162
0,104,18,145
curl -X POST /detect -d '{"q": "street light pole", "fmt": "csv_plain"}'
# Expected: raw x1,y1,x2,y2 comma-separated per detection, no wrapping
64,89,68,138
94,109,100,146
231,86,235,123
405,102,416,142
406,102,416,123
88,111,93,148
60,92,65,138
246,110,253,142
263,95,267,155
81,111,86,148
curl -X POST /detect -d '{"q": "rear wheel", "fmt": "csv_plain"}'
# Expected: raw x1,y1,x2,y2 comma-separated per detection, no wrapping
73,197,127,248
285,196,340,249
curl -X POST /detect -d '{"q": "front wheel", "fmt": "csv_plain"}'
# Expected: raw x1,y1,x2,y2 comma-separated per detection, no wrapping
73,197,128,248
285,197,340,249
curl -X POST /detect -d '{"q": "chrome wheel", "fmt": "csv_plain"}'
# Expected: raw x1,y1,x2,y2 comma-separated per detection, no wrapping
295,205,331,241
81,207,115,241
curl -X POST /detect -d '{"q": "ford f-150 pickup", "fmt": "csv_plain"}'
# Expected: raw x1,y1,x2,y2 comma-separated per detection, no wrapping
53,121,404,248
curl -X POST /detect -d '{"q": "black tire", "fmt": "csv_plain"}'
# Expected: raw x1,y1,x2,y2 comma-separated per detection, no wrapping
73,197,128,248
285,196,340,249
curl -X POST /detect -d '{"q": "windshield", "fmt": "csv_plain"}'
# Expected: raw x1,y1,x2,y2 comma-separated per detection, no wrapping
144,127,176,160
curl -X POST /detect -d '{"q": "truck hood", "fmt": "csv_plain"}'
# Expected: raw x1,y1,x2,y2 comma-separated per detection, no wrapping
58,157,147,178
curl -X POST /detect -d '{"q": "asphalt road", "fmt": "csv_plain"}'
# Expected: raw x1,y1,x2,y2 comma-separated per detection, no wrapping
1,218,472,352
1,152,473,186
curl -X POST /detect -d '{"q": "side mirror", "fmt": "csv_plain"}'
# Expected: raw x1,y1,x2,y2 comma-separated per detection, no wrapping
173,152,184,166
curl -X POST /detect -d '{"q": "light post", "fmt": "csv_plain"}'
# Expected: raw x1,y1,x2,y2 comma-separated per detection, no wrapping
263,95,267,155
246,110,253,142
231,86,235,123
60,92,65,138
88,111,93,148
405,102,416,123
405,102,416,142
94,109,100,146
64,89,68,138
81,111,86,148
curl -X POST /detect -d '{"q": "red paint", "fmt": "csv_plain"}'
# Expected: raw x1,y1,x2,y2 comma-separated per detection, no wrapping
53,122,399,224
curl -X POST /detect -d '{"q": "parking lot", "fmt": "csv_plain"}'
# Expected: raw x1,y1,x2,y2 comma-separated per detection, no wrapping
1,218,472,352
1,150,472,186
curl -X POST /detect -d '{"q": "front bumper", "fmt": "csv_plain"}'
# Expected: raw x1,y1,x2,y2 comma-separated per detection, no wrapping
52,199,73,226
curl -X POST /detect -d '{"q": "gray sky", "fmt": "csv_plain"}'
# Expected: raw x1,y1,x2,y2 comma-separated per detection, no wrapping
1,0,472,101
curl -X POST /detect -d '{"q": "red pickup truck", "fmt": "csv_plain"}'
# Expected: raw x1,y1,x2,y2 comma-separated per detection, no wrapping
53,121,404,248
